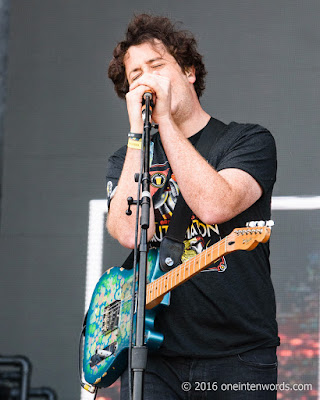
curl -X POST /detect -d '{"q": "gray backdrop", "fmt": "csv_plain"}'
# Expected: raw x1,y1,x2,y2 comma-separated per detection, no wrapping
0,1,319,399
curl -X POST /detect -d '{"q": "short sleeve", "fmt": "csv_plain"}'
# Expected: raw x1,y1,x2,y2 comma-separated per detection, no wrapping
214,124,277,194
106,145,127,210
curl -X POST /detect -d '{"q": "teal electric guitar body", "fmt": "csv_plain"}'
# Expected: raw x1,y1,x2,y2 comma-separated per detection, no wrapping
82,224,272,389
83,248,168,388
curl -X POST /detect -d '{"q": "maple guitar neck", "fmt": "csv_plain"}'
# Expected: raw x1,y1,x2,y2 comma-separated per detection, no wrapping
146,225,271,309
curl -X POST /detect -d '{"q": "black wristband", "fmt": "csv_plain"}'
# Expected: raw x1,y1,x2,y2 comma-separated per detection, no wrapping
128,132,143,139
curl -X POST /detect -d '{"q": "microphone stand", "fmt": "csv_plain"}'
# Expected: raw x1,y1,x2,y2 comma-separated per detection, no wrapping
129,92,153,400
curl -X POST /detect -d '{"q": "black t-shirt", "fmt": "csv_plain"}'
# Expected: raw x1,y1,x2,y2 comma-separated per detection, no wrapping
106,118,280,357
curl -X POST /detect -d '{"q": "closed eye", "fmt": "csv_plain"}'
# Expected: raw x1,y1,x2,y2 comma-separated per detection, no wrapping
131,64,164,82
151,64,164,69
132,73,142,82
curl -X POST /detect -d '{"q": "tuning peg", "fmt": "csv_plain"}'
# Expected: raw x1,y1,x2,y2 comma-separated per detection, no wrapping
246,220,274,228
246,221,259,227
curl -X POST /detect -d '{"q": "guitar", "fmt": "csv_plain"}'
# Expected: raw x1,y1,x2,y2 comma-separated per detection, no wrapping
82,222,272,389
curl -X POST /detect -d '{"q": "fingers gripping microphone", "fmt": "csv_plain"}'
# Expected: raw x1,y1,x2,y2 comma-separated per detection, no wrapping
142,90,154,121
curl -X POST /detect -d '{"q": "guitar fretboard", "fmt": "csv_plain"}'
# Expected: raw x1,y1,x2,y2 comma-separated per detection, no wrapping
145,234,231,307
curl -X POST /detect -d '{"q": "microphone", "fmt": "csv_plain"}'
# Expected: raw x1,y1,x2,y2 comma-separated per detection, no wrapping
142,90,154,121
143,90,153,101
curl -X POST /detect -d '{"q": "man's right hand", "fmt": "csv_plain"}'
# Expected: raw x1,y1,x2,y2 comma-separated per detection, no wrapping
126,84,153,133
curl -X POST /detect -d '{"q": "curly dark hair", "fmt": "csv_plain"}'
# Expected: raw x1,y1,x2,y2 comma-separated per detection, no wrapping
108,14,207,99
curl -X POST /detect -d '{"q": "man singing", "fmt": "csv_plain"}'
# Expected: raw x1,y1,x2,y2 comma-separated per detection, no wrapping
106,13,279,399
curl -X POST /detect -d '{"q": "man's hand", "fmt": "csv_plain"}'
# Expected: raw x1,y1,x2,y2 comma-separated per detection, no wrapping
127,73,172,128
126,83,151,133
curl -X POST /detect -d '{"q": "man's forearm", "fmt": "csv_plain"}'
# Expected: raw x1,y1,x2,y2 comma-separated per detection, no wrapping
158,119,262,224
107,148,156,248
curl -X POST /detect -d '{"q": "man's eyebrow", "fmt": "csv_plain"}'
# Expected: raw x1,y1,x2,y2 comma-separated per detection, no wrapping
129,57,164,77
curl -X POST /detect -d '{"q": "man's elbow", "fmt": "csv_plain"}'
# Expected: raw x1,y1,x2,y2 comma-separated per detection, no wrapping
198,205,238,226
199,197,258,225
106,217,134,249
199,211,228,226
118,235,136,249
106,217,155,249
109,227,136,249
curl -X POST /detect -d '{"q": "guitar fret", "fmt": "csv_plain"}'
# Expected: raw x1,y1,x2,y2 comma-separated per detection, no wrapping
153,280,156,301
149,282,153,303
163,275,167,292
194,256,198,272
174,268,178,286
186,260,190,279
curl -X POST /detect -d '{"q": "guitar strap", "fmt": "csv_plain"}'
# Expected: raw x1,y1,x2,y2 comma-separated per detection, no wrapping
159,117,228,271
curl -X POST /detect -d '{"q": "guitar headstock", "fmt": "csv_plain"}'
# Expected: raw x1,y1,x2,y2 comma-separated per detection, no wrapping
227,221,274,251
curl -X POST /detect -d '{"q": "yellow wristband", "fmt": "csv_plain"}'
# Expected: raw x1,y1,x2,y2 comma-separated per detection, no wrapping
127,138,142,150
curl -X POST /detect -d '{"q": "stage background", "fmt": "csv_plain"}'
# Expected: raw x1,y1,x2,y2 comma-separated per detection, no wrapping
0,1,319,399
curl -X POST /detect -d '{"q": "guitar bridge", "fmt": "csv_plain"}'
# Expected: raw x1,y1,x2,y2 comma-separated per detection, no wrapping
102,300,121,334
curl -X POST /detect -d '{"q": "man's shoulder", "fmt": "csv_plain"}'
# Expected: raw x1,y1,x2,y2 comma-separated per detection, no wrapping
220,120,276,151
227,121,273,137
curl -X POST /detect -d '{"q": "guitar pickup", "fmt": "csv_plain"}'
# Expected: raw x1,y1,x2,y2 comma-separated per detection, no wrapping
89,342,117,367
102,300,121,334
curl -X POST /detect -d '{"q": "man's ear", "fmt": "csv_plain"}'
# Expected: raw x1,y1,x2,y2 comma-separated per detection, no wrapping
185,66,196,83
